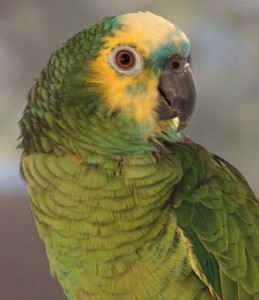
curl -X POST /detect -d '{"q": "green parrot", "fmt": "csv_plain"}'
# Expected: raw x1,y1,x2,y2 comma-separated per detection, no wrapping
19,12,259,300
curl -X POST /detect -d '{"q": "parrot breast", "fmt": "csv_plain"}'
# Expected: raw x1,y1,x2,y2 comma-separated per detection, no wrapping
22,150,213,299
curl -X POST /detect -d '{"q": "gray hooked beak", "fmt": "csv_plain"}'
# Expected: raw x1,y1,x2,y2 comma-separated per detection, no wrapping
156,55,197,131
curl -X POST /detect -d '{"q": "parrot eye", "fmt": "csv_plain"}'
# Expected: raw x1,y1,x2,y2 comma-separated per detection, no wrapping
108,46,143,75
116,50,135,69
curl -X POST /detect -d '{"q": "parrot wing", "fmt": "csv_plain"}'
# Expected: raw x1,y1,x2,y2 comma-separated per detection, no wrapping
171,141,259,299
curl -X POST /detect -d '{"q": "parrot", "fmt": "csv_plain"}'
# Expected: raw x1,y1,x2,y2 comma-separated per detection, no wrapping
19,11,259,300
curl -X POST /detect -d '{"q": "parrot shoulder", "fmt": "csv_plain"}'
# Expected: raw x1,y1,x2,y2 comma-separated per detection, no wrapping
169,141,259,299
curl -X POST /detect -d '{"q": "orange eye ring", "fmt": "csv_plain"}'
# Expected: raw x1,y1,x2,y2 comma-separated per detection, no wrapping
115,50,135,69
108,46,143,75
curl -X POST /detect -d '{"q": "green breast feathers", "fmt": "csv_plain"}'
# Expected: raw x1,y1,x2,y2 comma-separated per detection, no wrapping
19,12,259,300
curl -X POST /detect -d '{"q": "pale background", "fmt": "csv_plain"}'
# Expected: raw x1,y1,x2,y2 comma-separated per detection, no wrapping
0,1,258,299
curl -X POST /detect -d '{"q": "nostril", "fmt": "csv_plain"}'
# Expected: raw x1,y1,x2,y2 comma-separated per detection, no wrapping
172,61,180,70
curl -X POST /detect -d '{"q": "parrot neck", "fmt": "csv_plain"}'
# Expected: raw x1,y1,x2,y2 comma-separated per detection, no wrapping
49,107,183,160
20,90,183,157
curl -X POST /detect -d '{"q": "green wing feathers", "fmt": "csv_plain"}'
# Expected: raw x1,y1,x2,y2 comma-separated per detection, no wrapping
173,142,259,299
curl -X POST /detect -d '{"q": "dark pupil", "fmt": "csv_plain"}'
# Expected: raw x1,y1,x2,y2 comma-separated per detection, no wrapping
119,54,131,65
172,61,180,69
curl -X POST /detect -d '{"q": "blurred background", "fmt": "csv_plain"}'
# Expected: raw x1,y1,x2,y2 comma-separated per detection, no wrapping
1,0,259,299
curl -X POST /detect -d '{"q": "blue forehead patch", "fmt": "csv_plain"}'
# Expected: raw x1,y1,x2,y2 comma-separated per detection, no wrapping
147,30,190,73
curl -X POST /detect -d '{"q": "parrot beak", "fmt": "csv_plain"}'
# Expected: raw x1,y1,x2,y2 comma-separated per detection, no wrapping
157,56,197,131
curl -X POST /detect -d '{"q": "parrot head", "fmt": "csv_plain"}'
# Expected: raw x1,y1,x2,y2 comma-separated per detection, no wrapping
20,12,196,154
86,12,196,131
